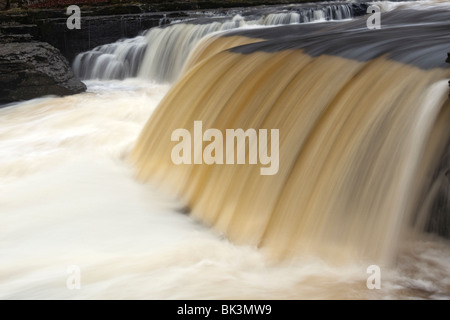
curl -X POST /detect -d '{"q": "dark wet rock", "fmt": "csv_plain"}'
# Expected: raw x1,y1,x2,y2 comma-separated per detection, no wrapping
0,40,86,104
447,53,450,96
0,23,39,37
37,14,173,62
426,142,450,239
177,205,191,215
350,2,369,17
0,9,187,62
0,31,33,42
0,0,8,11
0,1,373,63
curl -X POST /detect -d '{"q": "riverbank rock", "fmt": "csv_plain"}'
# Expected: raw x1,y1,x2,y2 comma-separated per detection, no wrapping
0,40,86,104
0,0,7,11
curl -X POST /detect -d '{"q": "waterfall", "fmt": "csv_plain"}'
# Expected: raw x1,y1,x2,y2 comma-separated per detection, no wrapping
137,15,246,83
72,3,354,83
3,2,450,300
131,9,450,263
72,36,147,80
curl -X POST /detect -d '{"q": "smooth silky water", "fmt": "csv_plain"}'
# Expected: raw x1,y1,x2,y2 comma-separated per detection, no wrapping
1,1,449,299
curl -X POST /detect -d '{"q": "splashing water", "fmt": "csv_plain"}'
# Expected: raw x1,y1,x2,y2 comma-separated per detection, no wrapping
2,1,450,299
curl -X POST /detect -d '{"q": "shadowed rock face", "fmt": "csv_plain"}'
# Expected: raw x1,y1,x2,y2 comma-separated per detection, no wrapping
429,144,450,238
0,40,86,104
0,1,369,63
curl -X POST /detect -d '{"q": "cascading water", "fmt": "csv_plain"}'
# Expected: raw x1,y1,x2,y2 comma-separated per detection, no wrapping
137,16,247,83
72,3,354,83
131,10,450,263
72,36,148,80
2,1,450,300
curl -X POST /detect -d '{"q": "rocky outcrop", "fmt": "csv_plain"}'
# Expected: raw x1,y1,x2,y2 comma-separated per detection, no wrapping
1,2,371,63
0,9,186,62
447,53,449,97
38,13,180,62
0,1,8,11
426,140,450,239
1,1,360,12
0,39,86,104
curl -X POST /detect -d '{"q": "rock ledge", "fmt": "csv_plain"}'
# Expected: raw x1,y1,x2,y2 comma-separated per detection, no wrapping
0,39,86,105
